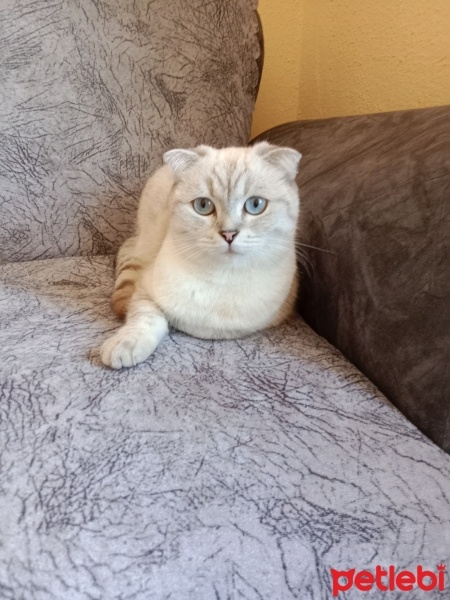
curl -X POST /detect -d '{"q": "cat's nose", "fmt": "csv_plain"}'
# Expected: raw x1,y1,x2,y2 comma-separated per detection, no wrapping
220,230,239,244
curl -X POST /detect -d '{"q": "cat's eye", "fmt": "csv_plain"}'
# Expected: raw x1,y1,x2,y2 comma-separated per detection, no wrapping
193,197,215,216
244,196,268,215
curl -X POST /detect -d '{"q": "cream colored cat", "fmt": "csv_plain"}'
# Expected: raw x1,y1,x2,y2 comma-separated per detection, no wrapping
100,142,302,368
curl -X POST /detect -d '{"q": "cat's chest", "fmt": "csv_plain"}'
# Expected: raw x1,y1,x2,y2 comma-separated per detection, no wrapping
154,261,257,317
148,254,292,339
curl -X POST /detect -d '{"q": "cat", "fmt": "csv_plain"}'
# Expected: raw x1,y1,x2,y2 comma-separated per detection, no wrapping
100,141,302,368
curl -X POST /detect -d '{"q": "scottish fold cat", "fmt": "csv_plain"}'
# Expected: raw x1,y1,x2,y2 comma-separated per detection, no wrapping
100,142,302,368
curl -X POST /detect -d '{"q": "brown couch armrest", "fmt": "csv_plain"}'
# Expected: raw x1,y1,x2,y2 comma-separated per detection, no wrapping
253,106,450,451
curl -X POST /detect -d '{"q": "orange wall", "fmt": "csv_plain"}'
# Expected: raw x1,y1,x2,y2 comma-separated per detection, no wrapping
252,0,450,137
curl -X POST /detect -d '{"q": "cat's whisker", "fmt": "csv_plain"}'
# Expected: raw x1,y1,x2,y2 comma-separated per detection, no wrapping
170,242,205,259
296,252,314,279
262,238,316,278
265,236,336,257
294,241,336,255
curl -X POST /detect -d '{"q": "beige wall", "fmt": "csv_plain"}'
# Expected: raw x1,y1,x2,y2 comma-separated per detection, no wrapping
251,0,450,137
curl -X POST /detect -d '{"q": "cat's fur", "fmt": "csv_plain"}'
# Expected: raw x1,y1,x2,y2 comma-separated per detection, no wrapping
100,142,302,368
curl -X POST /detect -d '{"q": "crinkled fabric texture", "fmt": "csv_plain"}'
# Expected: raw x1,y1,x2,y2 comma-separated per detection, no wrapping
1,255,449,600
254,106,450,453
0,0,260,263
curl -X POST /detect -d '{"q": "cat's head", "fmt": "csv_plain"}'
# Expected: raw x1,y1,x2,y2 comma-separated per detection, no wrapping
163,142,301,268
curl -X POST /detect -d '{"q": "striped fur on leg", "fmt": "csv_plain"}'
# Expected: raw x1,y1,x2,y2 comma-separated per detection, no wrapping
111,238,144,320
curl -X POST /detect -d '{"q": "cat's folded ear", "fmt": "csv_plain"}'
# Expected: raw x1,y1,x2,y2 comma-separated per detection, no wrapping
163,146,212,177
252,142,302,182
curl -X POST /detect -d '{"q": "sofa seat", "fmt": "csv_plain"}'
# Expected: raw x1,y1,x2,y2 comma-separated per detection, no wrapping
1,255,449,599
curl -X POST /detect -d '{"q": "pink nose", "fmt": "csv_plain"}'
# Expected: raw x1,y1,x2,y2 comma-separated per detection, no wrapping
220,230,238,244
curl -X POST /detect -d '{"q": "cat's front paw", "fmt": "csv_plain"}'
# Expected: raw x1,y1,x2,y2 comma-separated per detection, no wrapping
100,329,158,369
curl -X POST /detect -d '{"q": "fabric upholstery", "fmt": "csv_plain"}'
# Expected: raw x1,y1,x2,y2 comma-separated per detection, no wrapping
253,106,450,452
1,255,449,599
0,0,260,263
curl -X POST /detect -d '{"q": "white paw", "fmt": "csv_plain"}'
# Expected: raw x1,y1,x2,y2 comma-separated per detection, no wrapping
100,329,158,369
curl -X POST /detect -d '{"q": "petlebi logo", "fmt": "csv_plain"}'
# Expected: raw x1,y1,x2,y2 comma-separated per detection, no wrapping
330,564,446,596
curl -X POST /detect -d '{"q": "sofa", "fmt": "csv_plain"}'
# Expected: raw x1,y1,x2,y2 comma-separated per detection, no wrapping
1,1,449,599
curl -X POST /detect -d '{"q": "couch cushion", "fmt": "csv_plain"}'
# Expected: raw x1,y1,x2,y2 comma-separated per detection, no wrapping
254,106,450,452
0,0,261,263
1,256,449,599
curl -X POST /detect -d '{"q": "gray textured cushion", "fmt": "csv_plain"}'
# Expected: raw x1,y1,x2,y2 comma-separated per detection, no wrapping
254,106,450,452
1,255,450,599
0,0,260,263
